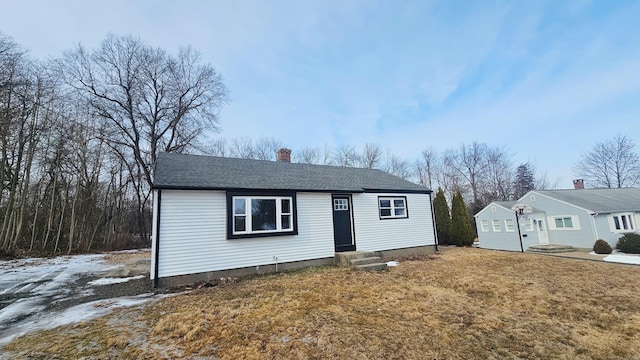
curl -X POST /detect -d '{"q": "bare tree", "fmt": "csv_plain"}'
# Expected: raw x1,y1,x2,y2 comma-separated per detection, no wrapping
384,152,411,179
229,137,255,159
254,137,284,160
575,135,640,188
414,147,438,188
359,143,383,169
296,146,321,164
203,137,228,157
60,34,228,243
333,144,358,167
483,146,513,202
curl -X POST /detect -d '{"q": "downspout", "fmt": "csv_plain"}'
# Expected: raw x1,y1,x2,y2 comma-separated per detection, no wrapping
591,212,599,242
153,189,162,289
428,192,439,251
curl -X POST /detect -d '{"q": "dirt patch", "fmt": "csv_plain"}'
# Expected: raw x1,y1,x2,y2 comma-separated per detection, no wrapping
4,247,640,359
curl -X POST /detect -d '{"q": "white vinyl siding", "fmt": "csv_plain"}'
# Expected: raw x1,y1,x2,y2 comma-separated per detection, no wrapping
353,193,435,251
156,191,334,278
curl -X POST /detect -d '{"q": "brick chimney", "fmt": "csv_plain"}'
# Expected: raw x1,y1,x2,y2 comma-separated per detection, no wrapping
277,148,291,162
573,179,584,190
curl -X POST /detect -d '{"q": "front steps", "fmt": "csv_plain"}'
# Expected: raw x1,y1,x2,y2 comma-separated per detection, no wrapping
527,244,576,253
335,251,388,271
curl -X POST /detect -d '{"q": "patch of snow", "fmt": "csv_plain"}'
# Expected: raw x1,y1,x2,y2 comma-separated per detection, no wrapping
0,298,46,324
87,275,145,286
0,294,156,346
603,253,640,265
588,251,607,256
386,261,399,267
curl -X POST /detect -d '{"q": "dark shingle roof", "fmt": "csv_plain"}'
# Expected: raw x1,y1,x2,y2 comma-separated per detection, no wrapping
536,188,640,213
153,153,430,193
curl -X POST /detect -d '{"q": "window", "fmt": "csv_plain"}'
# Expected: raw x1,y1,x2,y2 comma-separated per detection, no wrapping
611,213,636,232
480,220,489,232
524,218,534,232
228,193,296,238
554,217,573,228
505,219,515,232
334,198,348,211
492,219,501,232
378,196,408,219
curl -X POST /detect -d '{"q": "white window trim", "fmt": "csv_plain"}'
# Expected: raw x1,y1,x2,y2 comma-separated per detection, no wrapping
378,196,408,219
480,220,489,232
523,218,534,232
492,219,501,232
505,219,515,232
547,215,581,231
609,213,637,233
232,195,294,235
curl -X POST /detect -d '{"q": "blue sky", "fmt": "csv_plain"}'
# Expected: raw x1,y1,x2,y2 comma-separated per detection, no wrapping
2,0,639,187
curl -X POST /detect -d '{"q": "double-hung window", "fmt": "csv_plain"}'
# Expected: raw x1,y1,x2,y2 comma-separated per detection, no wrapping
505,219,515,232
378,196,408,219
492,219,501,232
480,220,489,232
228,193,296,238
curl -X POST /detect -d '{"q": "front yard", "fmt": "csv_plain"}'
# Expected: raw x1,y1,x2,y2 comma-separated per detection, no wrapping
4,247,640,359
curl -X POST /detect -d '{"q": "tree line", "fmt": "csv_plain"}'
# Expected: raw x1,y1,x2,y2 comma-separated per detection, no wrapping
2,31,638,256
1,33,227,256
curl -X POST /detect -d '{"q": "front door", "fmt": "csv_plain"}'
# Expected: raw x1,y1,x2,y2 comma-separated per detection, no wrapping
536,218,549,245
332,195,355,252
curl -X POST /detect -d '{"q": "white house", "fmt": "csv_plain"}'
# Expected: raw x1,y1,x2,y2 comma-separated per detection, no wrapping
475,181,640,252
151,150,437,287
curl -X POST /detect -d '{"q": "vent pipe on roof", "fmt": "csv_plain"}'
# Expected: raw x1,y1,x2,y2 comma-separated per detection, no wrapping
277,148,291,162
573,179,584,190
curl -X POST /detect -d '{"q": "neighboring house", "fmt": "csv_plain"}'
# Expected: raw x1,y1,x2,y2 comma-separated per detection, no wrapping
151,150,437,287
475,181,640,252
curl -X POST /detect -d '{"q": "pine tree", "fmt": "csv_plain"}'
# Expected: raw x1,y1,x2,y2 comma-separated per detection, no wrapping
433,188,452,245
513,163,535,199
450,190,475,246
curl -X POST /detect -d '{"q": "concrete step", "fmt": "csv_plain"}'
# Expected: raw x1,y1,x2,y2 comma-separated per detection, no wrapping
355,263,388,271
334,251,377,266
350,257,383,267
527,244,576,253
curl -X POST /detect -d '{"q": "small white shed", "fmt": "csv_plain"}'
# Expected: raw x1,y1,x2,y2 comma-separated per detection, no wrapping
151,151,437,287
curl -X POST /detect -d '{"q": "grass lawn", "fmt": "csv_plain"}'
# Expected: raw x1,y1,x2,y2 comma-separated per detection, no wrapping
5,247,640,359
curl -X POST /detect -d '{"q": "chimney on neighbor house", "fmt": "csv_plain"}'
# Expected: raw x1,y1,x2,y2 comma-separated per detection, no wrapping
573,179,584,190
277,148,291,162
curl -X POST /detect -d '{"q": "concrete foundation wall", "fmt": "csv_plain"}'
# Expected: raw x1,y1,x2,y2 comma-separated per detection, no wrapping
375,245,438,260
156,257,334,288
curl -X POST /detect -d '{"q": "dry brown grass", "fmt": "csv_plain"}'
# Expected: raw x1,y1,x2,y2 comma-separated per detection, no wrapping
5,248,640,359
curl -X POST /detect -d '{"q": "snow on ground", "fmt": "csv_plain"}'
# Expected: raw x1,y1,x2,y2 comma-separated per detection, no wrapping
0,294,156,346
603,252,640,265
588,250,640,265
0,250,152,347
87,275,146,286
